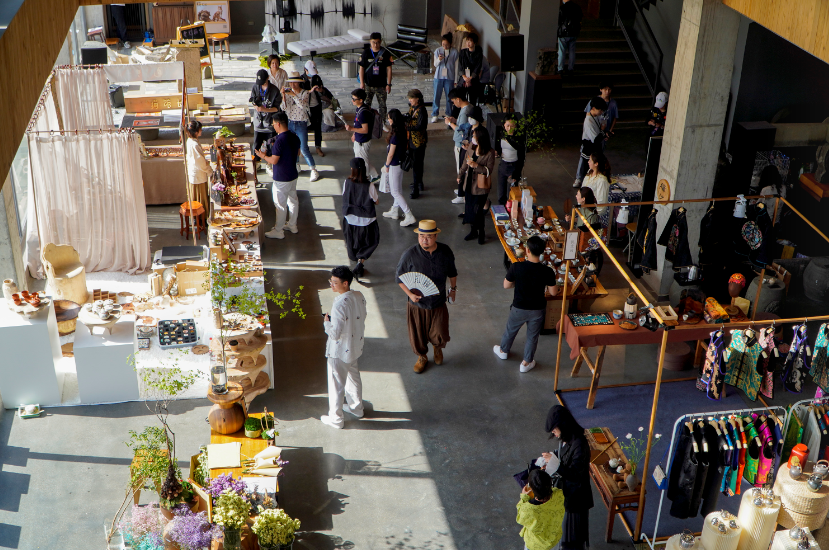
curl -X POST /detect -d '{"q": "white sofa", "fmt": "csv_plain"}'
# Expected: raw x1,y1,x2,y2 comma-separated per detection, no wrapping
287,29,370,57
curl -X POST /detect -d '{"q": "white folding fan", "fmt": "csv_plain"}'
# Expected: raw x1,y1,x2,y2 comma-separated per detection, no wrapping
399,272,439,297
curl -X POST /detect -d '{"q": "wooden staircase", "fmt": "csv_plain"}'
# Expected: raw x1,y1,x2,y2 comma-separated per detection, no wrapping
558,19,654,133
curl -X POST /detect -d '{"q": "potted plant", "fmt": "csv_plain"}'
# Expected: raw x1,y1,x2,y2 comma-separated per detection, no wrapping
512,109,556,161
252,507,301,549
244,416,263,438
165,508,221,550
158,461,196,520
212,489,250,550
619,427,662,491
213,126,235,147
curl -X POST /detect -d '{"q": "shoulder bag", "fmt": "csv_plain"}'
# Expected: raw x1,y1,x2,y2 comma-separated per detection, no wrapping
476,165,492,190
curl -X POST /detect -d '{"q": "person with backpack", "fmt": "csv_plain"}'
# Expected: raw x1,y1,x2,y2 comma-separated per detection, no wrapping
558,0,583,75
359,32,394,132
345,88,380,181
573,96,607,188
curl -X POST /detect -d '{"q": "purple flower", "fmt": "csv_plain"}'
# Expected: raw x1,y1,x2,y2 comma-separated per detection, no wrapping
212,182,226,193
207,473,247,501
167,509,221,550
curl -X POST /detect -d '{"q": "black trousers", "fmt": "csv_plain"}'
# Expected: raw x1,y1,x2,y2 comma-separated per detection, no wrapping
411,144,426,186
497,160,518,206
111,5,127,41
342,219,380,261
309,104,323,148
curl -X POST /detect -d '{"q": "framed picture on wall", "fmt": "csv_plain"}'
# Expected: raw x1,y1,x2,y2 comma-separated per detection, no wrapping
195,1,231,35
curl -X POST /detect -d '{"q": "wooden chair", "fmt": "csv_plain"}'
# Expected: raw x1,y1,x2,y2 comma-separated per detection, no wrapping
87,28,105,42
209,34,230,60
180,201,206,240
42,243,89,305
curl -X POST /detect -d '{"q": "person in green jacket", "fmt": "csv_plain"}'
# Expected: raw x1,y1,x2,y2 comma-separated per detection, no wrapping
517,469,566,550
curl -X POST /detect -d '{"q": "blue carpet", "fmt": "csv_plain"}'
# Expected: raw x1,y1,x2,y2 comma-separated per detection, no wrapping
562,378,772,541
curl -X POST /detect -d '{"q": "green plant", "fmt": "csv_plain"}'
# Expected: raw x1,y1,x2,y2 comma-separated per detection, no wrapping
214,126,236,139
619,427,662,475
252,507,301,547
125,426,171,491
193,446,209,488
513,109,555,159
244,417,262,431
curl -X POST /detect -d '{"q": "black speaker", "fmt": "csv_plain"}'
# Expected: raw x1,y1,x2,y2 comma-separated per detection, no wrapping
500,33,524,72
81,42,108,65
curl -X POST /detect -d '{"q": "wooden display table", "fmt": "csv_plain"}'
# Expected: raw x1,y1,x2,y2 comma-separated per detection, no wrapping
586,427,642,542
209,412,278,491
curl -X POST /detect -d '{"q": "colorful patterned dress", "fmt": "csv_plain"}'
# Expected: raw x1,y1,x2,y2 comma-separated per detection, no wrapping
783,324,811,393
724,330,763,400
757,327,778,399
743,421,761,485
698,330,726,399
809,323,829,391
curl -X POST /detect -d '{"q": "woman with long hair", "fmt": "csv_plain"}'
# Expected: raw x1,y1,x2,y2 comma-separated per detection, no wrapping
381,109,417,227
458,126,495,244
565,187,601,253
543,405,593,550
342,158,379,278
581,151,611,216
406,89,428,199
494,116,526,206
184,120,210,211
307,74,332,158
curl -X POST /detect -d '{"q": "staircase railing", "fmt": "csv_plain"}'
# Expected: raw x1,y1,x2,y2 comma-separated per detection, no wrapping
615,0,662,100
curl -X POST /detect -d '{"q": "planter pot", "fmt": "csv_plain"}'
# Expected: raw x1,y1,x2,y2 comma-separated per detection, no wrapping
260,541,294,550
625,473,639,492
223,526,242,550
803,257,829,303
160,497,199,522
245,428,262,438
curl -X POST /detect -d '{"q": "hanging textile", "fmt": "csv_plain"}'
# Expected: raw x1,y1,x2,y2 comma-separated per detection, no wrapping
781,405,804,464
758,327,779,399
783,325,811,393
810,324,829,391
668,424,707,519
658,207,694,268
698,330,727,399
638,208,658,273
803,406,824,463
754,415,775,486
54,66,114,131
724,329,763,401
743,421,761,485
736,203,774,270
26,131,150,275
698,204,719,265
700,423,729,515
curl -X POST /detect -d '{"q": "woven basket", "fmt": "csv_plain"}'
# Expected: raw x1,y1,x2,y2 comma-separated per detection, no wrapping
776,504,827,531
666,534,703,550
812,526,829,550
774,462,829,517
737,490,781,550
701,512,742,550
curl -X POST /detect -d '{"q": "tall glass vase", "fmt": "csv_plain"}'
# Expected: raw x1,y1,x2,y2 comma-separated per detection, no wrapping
223,526,242,550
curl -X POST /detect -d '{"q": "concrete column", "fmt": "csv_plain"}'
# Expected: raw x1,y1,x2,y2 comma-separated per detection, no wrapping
0,175,26,292
647,0,741,298
514,0,558,113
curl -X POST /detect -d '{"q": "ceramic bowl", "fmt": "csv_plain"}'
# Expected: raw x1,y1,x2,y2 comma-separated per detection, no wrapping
84,303,93,312
612,310,624,320
94,300,104,308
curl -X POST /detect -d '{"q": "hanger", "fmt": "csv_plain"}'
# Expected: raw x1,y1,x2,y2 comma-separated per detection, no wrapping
678,206,686,213
709,419,722,436
685,421,700,453
728,418,742,449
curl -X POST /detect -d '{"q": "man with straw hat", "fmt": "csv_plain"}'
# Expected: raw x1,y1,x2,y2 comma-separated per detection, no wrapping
396,220,458,373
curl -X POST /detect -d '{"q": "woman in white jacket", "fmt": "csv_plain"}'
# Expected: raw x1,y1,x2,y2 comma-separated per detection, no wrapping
185,120,211,207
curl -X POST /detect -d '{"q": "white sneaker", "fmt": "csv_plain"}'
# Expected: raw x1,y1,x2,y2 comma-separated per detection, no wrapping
400,211,417,227
493,345,508,360
572,179,581,188
124,41,131,49
451,196,465,204
430,116,439,123
454,189,460,195
283,224,298,234
343,403,365,418
320,415,343,429
383,206,400,219
309,169,321,182
265,227,285,239
520,360,537,373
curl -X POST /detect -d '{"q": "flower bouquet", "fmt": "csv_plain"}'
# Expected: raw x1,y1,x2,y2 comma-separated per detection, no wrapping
167,508,221,550
213,489,250,550
252,507,301,549
207,473,247,504
619,426,662,476
119,503,164,550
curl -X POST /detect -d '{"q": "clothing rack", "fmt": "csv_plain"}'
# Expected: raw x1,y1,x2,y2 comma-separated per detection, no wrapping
552,190,829,542
643,405,788,550
780,397,829,462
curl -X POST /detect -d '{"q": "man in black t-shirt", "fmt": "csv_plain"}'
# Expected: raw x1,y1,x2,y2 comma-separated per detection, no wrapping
493,236,557,372
358,32,393,132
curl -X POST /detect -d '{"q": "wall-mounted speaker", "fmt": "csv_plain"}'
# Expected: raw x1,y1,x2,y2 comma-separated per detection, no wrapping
500,33,524,72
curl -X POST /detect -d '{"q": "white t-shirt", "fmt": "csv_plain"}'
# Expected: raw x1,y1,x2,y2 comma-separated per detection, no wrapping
582,173,609,215
500,138,518,163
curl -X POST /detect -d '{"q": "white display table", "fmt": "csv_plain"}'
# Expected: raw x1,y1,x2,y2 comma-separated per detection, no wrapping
75,315,139,404
0,298,62,408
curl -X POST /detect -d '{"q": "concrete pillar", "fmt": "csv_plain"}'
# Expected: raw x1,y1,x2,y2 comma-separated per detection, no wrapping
514,0,558,113
0,175,25,291
647,0,741,298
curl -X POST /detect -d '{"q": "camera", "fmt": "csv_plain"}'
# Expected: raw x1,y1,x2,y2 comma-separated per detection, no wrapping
252,96,263,107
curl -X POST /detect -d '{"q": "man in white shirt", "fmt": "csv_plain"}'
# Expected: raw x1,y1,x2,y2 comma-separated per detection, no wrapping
321,266,368,429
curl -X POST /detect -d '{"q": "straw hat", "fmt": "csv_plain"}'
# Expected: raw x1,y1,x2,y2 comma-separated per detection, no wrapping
413,220,441,234
287,71,304,83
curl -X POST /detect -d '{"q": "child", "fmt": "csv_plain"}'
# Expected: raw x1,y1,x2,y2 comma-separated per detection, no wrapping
517,469,565,550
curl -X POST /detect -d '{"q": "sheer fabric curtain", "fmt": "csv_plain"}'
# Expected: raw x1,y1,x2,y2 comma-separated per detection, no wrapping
54,67,114,131
26,132,150,276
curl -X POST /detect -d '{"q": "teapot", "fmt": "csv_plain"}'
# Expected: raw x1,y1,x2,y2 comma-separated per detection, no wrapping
789,527,806,541
806,474,823,493
813,459,829,479
679,530,695,549
790,456,803,480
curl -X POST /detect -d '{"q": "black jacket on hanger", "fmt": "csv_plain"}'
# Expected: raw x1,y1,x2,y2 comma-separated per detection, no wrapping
669,425,709,519
658,207,694,268
698,205,717,265
638,209,659,273
699,426,728,516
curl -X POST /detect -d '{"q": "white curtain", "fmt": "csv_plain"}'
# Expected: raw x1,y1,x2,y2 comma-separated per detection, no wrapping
26,132,150,276
103,62,183,83
54,67,114,131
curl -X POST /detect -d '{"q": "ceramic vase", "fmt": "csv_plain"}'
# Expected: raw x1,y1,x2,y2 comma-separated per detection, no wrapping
260,541,294,550
3,279,18,303
223,527,242,550
626,472,638,492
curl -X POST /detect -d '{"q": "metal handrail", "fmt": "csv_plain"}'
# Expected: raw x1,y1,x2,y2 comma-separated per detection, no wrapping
615,0,663,100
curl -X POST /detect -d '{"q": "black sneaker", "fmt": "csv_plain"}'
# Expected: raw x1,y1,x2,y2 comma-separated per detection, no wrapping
353,263,365,278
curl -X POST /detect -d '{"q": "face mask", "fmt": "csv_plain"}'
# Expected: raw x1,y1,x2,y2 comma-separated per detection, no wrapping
468,117,477,125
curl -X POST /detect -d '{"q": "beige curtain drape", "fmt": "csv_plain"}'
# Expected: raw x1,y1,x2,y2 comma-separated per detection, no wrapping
54,66,114,131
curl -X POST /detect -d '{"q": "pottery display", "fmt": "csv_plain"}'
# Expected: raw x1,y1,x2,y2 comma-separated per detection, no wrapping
2,279,18,303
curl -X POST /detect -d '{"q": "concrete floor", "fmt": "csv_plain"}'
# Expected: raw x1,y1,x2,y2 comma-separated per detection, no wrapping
0,38,781,550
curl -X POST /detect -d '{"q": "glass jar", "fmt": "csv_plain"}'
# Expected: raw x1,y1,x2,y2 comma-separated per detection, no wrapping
223,527,242,550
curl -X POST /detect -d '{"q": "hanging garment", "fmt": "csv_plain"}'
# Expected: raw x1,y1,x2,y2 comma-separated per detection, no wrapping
699,330,726,399
781,405,804,464
668,424,693,502
725,421,742,496
688,425,713,518
810,324,829,391
669,425,709,519
741,204,774,269
718,424,735,497
724,330,763,400
783,324,811,393
757,327,779,399
698,205,718,266
700,425,729,516
743,421,761,485
638,209,659,273
735,429,748,495
804,407,824,464
658,207,695,268
754,416,774,487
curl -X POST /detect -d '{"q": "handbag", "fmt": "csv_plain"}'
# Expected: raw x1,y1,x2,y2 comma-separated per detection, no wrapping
401,147,414,172
476,166,491,189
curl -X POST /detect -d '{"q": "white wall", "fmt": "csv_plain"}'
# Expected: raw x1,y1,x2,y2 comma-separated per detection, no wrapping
458,0,501,66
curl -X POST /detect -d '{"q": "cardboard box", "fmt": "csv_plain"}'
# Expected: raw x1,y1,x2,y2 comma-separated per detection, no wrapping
175,261,209,295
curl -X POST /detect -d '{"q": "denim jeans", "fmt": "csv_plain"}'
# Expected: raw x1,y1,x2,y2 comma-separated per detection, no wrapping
432,78,453,117
500,306,545,362
558,36,577,71
288,120,315,169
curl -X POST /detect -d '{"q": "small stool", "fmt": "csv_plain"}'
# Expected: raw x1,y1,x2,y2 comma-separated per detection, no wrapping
663,341,692,371
179,201,206,240
105,38,120,48
87,28,105,42
623,222,638,263
209,34,230,60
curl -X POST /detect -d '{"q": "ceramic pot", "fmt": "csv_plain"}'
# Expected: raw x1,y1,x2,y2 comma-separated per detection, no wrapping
229,340,239,352
2,279,18,302
12,294,21,306
245,428,262,438
223,527,242,550
625,473,638,492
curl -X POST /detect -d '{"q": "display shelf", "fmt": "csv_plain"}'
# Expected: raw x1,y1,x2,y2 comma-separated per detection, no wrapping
74,316,140,404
